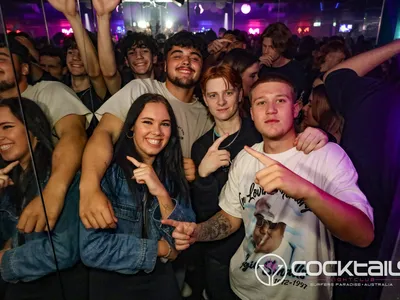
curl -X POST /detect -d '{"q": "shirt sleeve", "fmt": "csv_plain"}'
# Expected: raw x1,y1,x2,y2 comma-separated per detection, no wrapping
79,224,158,275
34,82,92,128
0,176,81,283
324,68,384,117
322,143,374,226
218,154,244,219
95,80,148,122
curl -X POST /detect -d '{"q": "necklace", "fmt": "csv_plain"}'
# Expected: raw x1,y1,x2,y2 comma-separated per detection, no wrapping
213,120,242,149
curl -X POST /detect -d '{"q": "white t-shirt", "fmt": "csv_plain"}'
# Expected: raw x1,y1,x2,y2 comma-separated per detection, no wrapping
22,81,92,134
219,142,374,300
95,78,213,157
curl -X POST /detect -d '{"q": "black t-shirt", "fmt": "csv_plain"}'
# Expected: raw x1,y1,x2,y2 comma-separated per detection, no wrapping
259,60,307,101
190,117,262,264
325,69,400,263
76,86,104,137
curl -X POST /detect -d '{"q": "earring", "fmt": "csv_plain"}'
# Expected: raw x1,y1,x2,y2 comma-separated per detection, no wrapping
126,131,134,139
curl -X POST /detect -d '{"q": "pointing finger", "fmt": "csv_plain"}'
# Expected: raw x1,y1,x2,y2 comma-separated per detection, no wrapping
210,133,229,150
126,156,143,168
0,161,20,175
244,146,277,166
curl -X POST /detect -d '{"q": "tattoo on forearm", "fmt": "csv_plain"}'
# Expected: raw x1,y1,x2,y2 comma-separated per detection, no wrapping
197,212,233,242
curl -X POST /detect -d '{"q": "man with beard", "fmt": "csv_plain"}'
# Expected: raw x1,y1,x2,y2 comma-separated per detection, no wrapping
93,0,159,95
79,31,213,230
0,38,91,235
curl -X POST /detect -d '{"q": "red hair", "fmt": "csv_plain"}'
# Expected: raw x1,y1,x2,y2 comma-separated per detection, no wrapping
200,63,242,94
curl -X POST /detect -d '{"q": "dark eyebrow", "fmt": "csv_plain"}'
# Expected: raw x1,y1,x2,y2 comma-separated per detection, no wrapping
0,52,10,58
0,122,14,126
190,52,201,58
170,50,183,56
170,49,202,58
141,117,171,122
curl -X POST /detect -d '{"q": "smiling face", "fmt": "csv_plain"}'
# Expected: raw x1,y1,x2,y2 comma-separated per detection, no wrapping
204,77,241,122
166,46,202,89
0,48,28,94
0,106,37,169
250,81,299,141
66,48,86,77
126,45,156,78
132,102,172,164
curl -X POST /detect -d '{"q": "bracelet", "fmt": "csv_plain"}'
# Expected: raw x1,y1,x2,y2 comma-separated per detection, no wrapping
163,241,172,259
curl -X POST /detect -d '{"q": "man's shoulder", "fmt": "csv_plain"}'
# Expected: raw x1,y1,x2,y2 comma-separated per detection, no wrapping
305,142,351,167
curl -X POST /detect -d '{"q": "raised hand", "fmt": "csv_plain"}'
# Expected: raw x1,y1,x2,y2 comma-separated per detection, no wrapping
48,0,78,17
0,161,19,189
161,219,198,251
93,0,121,17
294,127,328,154
207,39,232,55
244,146,313,200
126,156,167,197
198,133,231,178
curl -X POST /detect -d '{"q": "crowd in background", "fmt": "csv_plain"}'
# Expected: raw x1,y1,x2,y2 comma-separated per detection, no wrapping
0,0,399,300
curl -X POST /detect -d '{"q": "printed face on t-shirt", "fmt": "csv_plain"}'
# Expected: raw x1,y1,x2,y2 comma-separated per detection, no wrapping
250,82,299,140
253,213,286,254
165,46,202,89
204,77,241,122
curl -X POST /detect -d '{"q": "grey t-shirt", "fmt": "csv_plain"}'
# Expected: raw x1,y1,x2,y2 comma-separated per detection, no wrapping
22,81,92,140
96,78,213,158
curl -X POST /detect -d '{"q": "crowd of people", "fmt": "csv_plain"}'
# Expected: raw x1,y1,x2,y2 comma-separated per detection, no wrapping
0,0,399,299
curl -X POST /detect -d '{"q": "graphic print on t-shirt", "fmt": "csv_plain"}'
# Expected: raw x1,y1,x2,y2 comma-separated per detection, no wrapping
238,187,309,291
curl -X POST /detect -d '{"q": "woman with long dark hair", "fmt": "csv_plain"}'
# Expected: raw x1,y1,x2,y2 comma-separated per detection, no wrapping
80,93,194,300
0,98,85,300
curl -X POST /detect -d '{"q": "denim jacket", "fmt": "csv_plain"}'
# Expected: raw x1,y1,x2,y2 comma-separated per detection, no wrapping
80,163,195,275
0,174,81,283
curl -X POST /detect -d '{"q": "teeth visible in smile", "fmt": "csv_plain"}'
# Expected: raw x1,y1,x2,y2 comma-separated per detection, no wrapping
147,139,161,145
0,145,11,151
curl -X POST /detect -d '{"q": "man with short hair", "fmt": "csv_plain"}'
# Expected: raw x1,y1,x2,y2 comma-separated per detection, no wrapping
0,37,91,234
93,0,159,95
164,75,374,300
79,31,213,229
39,46,68,81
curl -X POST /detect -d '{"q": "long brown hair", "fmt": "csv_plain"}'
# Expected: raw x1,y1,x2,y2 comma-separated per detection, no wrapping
311,85,344,142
